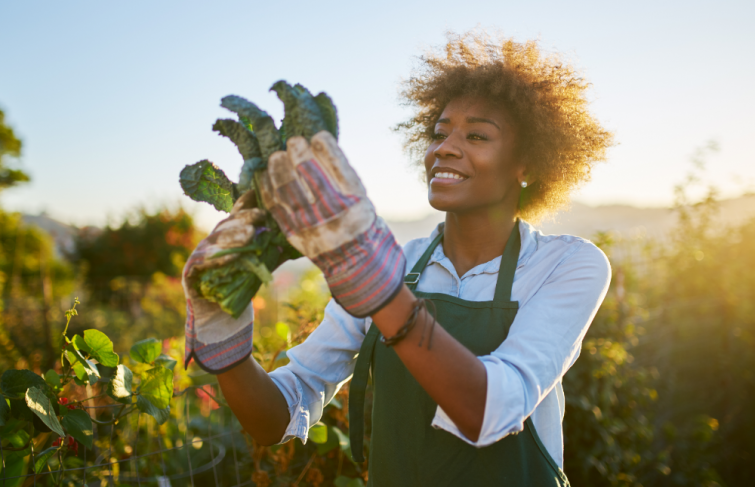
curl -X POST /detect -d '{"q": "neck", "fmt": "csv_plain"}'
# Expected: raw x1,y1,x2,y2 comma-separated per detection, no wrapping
443,203,517,277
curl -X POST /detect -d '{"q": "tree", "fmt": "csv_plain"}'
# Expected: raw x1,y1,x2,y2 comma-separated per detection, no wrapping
0,108,28,191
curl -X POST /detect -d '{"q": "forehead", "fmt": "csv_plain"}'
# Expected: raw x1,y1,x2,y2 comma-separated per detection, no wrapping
437,96,511,126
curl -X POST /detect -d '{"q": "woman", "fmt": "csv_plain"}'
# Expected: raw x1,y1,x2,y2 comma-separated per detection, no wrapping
183,32,614,486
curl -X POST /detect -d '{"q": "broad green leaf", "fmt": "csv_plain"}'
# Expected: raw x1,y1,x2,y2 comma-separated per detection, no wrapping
34,447,59,474
1,369,47,398
179,160,236,213
83,329,119,367
332,426,354,461
155,354,177,371
275,322,291,342
61,409,93,448
0,394,9,426
309,422,328,444
72,359,100,385
130,338,162,364
140,365,173,410
44,370,61,389
335,477,364,487
72,334,89,354
136,395,170,425
0,430,30,487
316,425,339,455
64,345,86,367
107,364,133,404
25,386,65,437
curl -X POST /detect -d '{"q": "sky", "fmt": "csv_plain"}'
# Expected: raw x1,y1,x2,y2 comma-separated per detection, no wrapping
1,0,753,230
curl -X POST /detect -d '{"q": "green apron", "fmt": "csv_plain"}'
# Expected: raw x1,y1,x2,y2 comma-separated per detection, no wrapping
349,221,570,486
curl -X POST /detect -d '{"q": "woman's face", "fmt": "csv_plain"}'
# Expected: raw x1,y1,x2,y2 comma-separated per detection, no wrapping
424,96,525,215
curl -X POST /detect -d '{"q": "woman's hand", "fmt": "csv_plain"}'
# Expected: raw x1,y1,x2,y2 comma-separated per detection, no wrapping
259,131,406,318
182,191,265,373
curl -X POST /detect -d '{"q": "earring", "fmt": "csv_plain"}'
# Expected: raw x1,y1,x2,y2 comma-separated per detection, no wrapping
521,181,528,188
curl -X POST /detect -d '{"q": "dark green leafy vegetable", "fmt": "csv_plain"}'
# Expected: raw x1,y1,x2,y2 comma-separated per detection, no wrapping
179,160,237,213
220,95,283,163
212,119,261,160
180,82,338,318
314,92,339,140
271,81,328,139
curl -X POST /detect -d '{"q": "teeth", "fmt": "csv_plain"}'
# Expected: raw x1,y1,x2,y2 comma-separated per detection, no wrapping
434,172,466,180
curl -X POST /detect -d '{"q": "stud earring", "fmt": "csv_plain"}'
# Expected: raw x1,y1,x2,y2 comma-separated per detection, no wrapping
521,181,528,188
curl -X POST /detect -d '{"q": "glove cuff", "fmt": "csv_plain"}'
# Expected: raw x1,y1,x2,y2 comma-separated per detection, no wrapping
315,220,407,318
185,321,254,374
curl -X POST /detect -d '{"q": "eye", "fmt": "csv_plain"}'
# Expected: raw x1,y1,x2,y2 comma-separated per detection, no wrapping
467,131,489,141
432,132,447,140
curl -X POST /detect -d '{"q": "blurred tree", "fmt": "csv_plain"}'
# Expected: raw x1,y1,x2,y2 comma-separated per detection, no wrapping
70,207,202,347
74,207,201,303
0,107,28,190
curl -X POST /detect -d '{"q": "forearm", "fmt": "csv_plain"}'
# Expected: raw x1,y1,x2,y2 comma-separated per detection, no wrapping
217,356,291,446
371,285,488,442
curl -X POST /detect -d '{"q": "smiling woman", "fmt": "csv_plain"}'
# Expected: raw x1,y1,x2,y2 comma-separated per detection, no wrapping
189,30,615,487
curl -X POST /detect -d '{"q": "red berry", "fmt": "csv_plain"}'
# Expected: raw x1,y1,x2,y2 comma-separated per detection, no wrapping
58,397,69,405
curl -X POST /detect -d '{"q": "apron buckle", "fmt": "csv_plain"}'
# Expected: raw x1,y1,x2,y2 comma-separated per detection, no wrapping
404,272,421,285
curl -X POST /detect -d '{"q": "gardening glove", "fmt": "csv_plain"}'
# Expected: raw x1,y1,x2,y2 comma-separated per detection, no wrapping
183,191,264,373
259,131,406,318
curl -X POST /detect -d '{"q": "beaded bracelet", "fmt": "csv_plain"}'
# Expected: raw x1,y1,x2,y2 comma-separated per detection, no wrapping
380,298,438,349
380,298,424,347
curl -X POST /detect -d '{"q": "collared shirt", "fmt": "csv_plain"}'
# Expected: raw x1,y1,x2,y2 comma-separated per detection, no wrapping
269,220,611,468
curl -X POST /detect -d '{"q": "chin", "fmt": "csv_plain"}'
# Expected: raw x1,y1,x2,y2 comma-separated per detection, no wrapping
428,194,464,213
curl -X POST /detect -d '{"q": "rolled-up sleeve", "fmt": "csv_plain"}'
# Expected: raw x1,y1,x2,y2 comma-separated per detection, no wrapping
269,299,367,444
431,241,611,446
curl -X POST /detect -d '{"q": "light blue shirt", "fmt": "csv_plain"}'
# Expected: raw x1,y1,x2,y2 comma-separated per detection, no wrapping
269,220,611,468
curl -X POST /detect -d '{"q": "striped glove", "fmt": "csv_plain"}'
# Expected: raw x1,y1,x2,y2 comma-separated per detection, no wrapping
183,192,262,373
259,131,406,317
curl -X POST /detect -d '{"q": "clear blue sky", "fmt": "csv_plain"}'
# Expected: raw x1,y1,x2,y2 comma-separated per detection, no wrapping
2,0,753,230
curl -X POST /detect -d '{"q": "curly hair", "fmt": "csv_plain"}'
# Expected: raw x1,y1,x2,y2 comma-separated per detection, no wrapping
397,31,614,222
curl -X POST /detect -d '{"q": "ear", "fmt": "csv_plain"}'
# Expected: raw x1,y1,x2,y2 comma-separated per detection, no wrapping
517,164,534,187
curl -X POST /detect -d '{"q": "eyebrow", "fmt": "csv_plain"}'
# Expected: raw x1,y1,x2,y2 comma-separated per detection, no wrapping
436,117,500,130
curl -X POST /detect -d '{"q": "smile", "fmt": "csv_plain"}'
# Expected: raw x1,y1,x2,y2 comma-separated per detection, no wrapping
430,171,468,185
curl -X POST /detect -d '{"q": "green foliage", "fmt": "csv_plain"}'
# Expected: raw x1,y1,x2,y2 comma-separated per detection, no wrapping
0,300,176,480
74,207,198,292
108,364,133,403
0,209,76,370
0,108,28,191
271,81,331,140
139,364,173,409
25,386,65,436
179,160,237,213
130,337,162,364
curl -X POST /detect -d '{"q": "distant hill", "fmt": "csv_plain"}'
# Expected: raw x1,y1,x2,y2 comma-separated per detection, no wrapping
20,194,755,264
384,194,755,245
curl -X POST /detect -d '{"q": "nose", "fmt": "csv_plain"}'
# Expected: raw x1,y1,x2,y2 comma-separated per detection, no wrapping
433,133,463,159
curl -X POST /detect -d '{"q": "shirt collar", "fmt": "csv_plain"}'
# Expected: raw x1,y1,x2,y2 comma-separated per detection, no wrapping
426,219,538,276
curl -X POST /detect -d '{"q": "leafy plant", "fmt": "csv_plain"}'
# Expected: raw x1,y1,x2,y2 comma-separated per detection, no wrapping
179,81,339,318
0,299,175,485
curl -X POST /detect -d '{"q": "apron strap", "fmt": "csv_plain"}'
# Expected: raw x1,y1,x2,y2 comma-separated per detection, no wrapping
403,231,444,291
493,220,521,303
348,323,381,463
